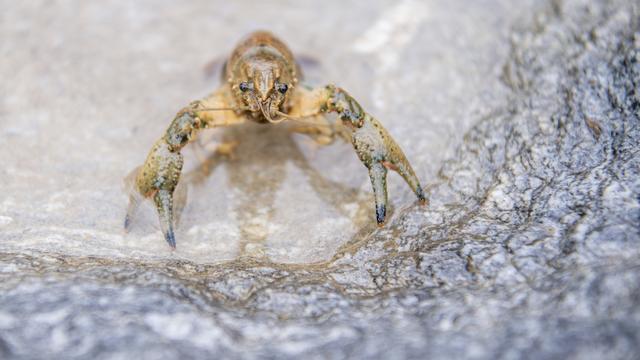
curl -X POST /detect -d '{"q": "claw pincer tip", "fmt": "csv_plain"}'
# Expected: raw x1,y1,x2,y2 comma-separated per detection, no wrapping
416,186,427,205
376,204,386,226
165,231,177,250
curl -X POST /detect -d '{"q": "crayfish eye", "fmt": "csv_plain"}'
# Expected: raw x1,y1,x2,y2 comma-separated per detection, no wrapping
239,82,252,92
276,83,288,94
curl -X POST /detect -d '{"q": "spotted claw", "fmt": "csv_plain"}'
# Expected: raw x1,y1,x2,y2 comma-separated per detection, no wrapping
154,190,176,249
133,139,184,249
321,86,426,225
368,162,389,226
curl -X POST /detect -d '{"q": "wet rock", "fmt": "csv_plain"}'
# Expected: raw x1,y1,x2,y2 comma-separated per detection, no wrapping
0,0,639,359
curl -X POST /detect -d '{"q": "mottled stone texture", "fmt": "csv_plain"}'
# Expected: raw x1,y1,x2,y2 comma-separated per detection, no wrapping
0,0,639,359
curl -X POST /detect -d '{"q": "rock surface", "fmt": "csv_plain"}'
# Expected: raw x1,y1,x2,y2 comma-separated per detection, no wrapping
1,0,639,359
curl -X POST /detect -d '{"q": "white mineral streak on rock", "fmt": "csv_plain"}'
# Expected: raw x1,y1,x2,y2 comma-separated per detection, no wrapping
0,216,13,227
353,0,428,108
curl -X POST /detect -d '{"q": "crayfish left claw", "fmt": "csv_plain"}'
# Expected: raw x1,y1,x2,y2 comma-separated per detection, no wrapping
368,162,389,226
314,85,426,225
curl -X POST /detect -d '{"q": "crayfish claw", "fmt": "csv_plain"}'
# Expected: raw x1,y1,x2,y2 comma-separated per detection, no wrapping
368,162,389,226
154,190,177,249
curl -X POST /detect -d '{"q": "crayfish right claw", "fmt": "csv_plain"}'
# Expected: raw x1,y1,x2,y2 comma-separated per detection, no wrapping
133,139,184,249
154,190,177,249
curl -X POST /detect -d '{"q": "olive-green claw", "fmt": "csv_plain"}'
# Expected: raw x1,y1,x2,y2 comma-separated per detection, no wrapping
322,86,426,224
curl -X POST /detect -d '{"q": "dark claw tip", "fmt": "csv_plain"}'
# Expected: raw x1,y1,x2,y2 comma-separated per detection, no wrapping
376,204,386,226
416,186,427,205
164,230,176,250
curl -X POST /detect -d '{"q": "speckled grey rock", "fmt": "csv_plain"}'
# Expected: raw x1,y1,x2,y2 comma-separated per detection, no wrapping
0,0,639,359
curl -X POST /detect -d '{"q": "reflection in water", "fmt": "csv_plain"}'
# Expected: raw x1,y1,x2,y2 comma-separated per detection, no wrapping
174,122,375,263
